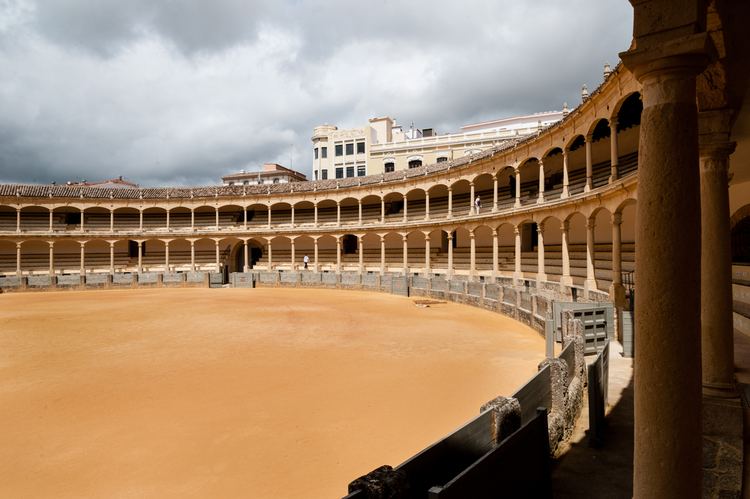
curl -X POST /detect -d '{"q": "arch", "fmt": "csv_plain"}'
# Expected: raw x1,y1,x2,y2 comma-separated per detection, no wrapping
193,206,216,229
270,201,293,227
217,204,244,229
83,239,111,273
612,91,643,129
360,195,382,225
0,239,17,275
54,205,84,230
449,178,472,217
168,206,192,230
339,197,359,226
83,206,110,232
0,205,16,231
19,239,50,274
539,215,563,282
293,200,316,226
142,207,167,231
517,157,541,206
111,207,139,230
587,118,611,142
426,184,450,219
18,205,51,232
405,188,427,222
316,199,338,226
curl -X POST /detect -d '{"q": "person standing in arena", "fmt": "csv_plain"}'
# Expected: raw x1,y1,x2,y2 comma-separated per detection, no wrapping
303,254,309,269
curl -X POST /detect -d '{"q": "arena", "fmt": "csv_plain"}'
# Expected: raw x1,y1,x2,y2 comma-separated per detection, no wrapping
2,1,750,497
0,287,544,498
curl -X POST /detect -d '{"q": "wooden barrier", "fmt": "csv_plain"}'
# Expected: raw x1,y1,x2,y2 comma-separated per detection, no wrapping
587,339,610,446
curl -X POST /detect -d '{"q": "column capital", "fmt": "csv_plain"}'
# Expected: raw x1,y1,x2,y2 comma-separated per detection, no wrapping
48,241,55,248
587,219,596,230
402,234,408,242
612,212,623,226
609,116,618,128
537,222,545,234
561,220,570,232
16,242,22,249
514,226,521,235
620,32,712,85
447,232,453,240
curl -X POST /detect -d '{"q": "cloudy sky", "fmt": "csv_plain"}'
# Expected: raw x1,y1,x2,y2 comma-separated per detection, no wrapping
0,0,633,186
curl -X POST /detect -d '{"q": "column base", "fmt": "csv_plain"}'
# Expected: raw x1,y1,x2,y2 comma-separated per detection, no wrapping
584,278,597,294
584,183,592,193
702,394,744,498
536,273,547,284
702,381,738,399
513,201,521,209
536,196,544,204
561,187,569,198
560,275,573,287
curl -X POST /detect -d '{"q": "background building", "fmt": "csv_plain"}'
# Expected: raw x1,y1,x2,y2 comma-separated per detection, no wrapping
311,111,564,180
222,163,307,186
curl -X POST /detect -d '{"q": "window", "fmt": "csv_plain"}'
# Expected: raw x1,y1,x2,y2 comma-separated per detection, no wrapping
335,144,343,156
356,141,365,154
345,143,354,155
357,165,366,177
314,148,319,159
321,170,328,180
385,162,395,173
321,146,328,158
273,178,279,184
408,159,423,169
436,156,448,163
228,181,235,186
335,167,344,179
314,171,318,180
346,166,355,177
243,180,249,185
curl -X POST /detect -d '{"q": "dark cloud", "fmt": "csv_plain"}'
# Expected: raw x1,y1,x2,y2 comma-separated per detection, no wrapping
0,0,633,186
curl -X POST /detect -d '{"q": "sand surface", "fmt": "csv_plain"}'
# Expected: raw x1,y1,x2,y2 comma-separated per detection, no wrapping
0,287,544,498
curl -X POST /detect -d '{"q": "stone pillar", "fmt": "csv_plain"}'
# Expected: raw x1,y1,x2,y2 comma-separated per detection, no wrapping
166,209,171,231
699,113,736,398
381,198,385,223
469,229,476,277
336,237,342,273
291,206,295,228
243,207,247,229
214,240,220,272
267,240,273,271
267,205,272,229
584,219,596,292
424,233,431,273
621,23,710,498
425,192,430,220
609,118,619,183
537,159,545,203
380,236,386,275
291,239,296,270
190,209,195,231
336,202,341,226
358,236,364,274
447,187,453,218
609,213,625,305
560,221,572,286
314,238,319,272
139,210,143,231
137,241,143,273
190,240,195,271
15,208,20,233
109,241,115,274
48,241,54,276
109,210,114,232
80,209,85,232
50,210,55,232
314,204,319,227
402,195,408,222
165,241,170,271
562,149,570,198
537,223,546,283
492,177,498,212
80,242,85,275
215,208,219,229
470,182,475,214
492,229,499,277
16,242,22,276
243,240,249,271
402,234,408,274
513,226,522,280
358,201,362,225
447,232,454,278
584,133,593,192
514,169,521,208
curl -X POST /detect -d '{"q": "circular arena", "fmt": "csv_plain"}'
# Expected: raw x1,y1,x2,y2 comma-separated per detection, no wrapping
1,2,750,497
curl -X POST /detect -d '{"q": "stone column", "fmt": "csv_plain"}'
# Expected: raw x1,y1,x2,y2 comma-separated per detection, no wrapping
109,241,115,274
215,208,219,229
16,242,21,276
336,202,341,226
336,237,342,273
267,205,272,229
15,208,20,233
425,192,430,220
424,233,431,273
402,195,408,222
166,209,171,231
267,240,273,271
314,204,319,227
378,236,385,274
80,242,85,275
513,226,522,281
447,232,454,278
165,241,170,271
139,210,143,231
492,229,499,277
80,209,85,232
402,234,408,274
562,149,570,198
514,169,521,208
609,117,619,183
358,236,364,274
291,206,295,228
560,221,572,286
50,210,55,232
358,201,362,225
609,213,625,305
109,210,114,232
584,133,593,192
214,240,220,272
447,187,453,218
537,223,546,283
243,240,249,271
492,177,498,212
48,241,54,276
291,239,296,270
314,237,319,272
537,159,545,203
584,219,596,292
700,114,736,398
470,182,475,214
243,207,247,229
137,241,143,273
190,240,195,271
381,199,385,223
469,229,476,277
190,209,195,231
621,25,710,498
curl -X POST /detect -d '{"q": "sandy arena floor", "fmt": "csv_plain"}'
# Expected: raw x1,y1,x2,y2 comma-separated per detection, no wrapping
0,287,544,498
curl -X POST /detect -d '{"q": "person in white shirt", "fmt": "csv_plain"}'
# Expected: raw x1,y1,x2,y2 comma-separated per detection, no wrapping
303,254,310,269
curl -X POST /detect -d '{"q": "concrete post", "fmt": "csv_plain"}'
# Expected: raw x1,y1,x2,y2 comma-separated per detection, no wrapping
621,24,710,498
314,204,318,227
562,149,570,198
267,205,272,229
80,209,85,232
48,241,54,278
51,210,55,232
314,238,319,272
166,209,171,231
215,208,219,229
336,238,342,273
537,223,546,283
469,182,475,214
190,209,194,231
15,208,20,233
243,207,247,229
358,201,362,225
699,113,737,398
214,240,220,272
139,210,143,231
584,133,593,192
609,117,619,183
560,221,572,286
109,210,113,232
380,199,385,224
291,239,296,271
336,202,341,226
358,236,364,274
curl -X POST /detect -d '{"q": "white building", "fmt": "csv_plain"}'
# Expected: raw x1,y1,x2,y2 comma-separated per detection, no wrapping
311,110,565,180
222,163,307,186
